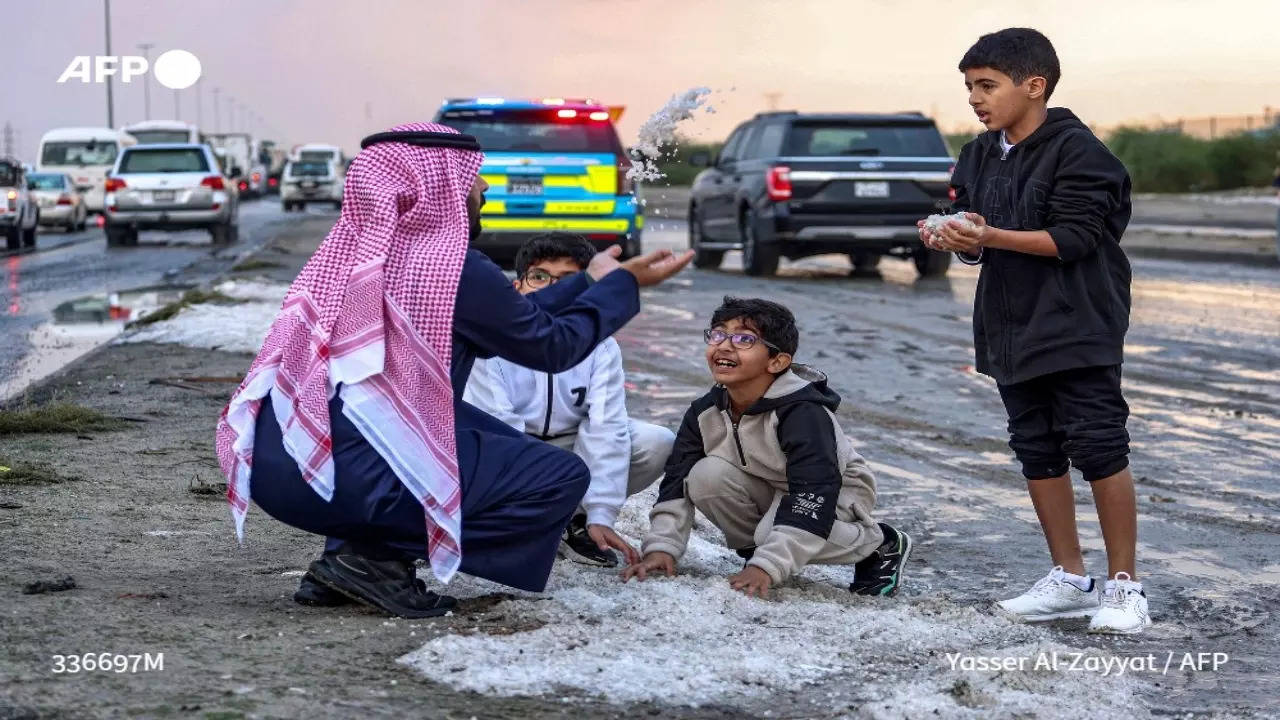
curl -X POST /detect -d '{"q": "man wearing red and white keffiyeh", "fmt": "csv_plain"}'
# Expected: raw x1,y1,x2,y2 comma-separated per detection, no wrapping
215,123,693,618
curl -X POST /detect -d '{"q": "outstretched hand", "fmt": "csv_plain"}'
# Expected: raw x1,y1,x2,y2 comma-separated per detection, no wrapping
586,245,695,287
621,248,695,287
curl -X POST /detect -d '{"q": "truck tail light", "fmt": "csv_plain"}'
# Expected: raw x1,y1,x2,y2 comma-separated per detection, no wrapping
766,166,792,201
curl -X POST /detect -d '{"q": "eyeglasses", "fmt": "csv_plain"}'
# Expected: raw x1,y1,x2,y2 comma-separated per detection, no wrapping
703,328,780,352
521,268,577,289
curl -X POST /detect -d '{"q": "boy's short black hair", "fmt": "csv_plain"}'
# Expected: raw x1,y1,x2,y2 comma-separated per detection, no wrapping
959,28,1061,101
514,233,597,278
710,296,799,356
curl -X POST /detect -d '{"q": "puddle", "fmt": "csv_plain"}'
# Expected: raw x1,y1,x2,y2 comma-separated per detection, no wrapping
0,284,193,402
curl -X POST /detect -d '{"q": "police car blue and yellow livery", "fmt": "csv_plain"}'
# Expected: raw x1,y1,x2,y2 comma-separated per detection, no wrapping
436,97,643,265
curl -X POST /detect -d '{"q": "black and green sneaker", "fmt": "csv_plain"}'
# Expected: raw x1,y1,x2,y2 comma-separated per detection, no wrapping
850,522,913,597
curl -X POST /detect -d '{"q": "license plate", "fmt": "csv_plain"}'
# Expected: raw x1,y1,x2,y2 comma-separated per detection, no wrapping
854,181,890,198
507,176,543,196
38,197,54,207
153,190,175,202
301,181,318,189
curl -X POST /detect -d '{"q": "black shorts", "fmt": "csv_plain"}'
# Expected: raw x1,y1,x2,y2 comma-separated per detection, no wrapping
996,365,1131,482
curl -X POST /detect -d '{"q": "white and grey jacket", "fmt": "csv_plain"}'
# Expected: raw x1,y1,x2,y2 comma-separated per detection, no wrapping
642,365,879,583
463,338,631,528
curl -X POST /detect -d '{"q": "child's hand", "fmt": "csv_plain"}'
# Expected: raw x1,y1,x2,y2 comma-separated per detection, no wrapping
588,524,641,566
620,551,676,582
728,565,772,598
937,212,987,254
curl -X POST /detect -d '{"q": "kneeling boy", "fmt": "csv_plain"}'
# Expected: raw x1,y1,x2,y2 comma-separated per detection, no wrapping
623,297,911,597
464,233,676,568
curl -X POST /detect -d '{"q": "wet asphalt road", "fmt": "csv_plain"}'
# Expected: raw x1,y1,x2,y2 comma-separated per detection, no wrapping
1,202,1276,711
630,218,1279,714
0,200,326,399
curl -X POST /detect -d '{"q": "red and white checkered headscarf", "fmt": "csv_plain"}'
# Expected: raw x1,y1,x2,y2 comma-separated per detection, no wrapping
215,122,483,583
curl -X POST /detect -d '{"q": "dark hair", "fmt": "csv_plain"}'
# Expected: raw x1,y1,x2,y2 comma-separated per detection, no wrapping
514,233,597,278
710,297,798,356
958,28,1061,101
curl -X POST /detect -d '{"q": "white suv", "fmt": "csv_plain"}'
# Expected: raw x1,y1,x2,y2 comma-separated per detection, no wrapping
281,159,341,211
103,144,240,247
1,157,39,250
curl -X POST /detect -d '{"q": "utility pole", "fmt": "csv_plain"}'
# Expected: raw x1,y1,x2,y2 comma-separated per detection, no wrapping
173,89,180,121
137,42,155,120
195,80,203,127
763,92,782,111
104,0,115,127
212,87,220,132
2,122,14,158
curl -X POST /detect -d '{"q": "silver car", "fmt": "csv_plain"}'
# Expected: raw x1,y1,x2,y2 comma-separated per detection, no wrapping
1,157,39,250
28,172,88,232
103,143,240,247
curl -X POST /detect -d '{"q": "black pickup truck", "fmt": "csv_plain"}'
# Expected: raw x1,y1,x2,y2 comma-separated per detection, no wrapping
688,111,955,276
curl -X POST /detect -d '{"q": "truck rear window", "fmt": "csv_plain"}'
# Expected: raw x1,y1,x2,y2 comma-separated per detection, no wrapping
41,141,119,166
129,129,192,144
0,164,17,187
441,111,622,154
783,123,949,158
120,149,210,173
298,151,337,163
289,162,331,178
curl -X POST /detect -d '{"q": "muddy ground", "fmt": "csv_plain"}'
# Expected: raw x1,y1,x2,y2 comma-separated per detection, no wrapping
1,216,1277,719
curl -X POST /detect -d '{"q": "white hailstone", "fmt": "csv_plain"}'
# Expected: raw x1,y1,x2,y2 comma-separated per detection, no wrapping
923,212,976,235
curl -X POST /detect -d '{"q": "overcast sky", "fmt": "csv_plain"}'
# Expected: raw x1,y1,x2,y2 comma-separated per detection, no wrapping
4,0,1279,161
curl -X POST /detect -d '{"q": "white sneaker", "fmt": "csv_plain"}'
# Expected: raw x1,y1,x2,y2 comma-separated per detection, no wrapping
995,566,1101,622
1088,572,1152,634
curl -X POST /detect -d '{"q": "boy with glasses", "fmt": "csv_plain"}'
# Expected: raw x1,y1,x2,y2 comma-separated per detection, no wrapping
623,297,911,598
464,233,676,568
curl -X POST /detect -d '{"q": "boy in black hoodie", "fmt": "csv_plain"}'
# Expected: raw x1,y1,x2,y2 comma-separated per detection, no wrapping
920,28,1150,634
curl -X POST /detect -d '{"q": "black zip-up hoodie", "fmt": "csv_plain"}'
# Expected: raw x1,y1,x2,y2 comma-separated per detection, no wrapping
951,107,1133,385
